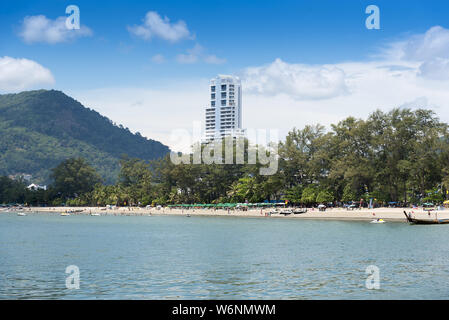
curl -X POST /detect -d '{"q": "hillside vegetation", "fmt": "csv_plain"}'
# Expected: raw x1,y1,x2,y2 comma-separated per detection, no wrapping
0,90,169,184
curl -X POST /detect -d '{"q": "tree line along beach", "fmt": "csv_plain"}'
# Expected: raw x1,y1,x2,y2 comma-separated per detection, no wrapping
2,108,449,217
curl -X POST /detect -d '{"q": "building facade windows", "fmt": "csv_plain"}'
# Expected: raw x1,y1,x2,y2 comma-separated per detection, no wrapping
204,75,243,141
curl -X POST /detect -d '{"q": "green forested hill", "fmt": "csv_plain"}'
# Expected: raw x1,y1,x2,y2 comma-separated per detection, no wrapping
0,90,170,184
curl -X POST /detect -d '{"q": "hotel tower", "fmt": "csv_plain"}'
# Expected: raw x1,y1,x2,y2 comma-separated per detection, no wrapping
204,75,244,141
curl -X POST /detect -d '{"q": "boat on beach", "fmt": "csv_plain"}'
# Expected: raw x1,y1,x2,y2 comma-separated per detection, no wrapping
67,209,83,214
279,209,293,216
293,208,307,215
403,211,449,225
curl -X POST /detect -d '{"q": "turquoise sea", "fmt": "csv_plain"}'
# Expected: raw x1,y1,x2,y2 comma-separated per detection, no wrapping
1,213,448,299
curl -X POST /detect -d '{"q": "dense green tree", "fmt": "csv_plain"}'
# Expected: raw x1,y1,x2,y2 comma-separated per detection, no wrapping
301,186,319,205
284,185,303,204
0,176,27,204
316,190,334,204
51,158,102,199
341,184,358,202
422,187,444,204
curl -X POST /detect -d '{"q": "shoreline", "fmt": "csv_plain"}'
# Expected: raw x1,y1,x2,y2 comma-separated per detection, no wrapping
6,206,449,223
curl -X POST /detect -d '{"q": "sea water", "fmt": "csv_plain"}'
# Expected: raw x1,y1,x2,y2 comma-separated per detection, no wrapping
1,213,448,299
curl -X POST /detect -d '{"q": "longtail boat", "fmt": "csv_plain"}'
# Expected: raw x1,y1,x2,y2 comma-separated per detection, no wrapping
279,209,292,216
293,208,308,214
403,211,449,225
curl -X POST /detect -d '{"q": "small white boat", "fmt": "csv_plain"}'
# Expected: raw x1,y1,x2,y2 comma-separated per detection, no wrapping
17,212,27,216
370,218,385,224
90,213,100,216
60,212,70,216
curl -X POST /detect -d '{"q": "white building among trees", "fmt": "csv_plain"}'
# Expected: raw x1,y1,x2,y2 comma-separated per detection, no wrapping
204,75,245,141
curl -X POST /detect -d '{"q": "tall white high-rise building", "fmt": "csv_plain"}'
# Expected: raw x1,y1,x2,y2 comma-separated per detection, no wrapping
204,75,244,141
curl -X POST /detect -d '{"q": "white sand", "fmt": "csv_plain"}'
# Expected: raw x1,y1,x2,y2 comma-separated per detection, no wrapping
24,206,449,222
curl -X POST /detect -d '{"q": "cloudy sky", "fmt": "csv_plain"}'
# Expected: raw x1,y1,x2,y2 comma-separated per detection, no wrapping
1,0,449,151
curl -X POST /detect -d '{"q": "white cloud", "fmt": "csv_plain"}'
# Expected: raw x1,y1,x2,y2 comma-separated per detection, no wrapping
19,15,92,44
128,11,192,42
151,54,166,64
400,26,449,61
241,58,348,100
176,44,226,64
386,26,449,80
238,59,449,145
399,97,430,109
419,58,449,80
176,45,200,64
204,55,227,65
0,56,55,92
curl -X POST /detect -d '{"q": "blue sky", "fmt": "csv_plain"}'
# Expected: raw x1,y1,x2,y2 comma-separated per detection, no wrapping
1,0,448,89
1,0,449,150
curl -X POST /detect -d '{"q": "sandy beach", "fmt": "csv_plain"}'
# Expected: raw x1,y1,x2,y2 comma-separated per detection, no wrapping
18,206,449,222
